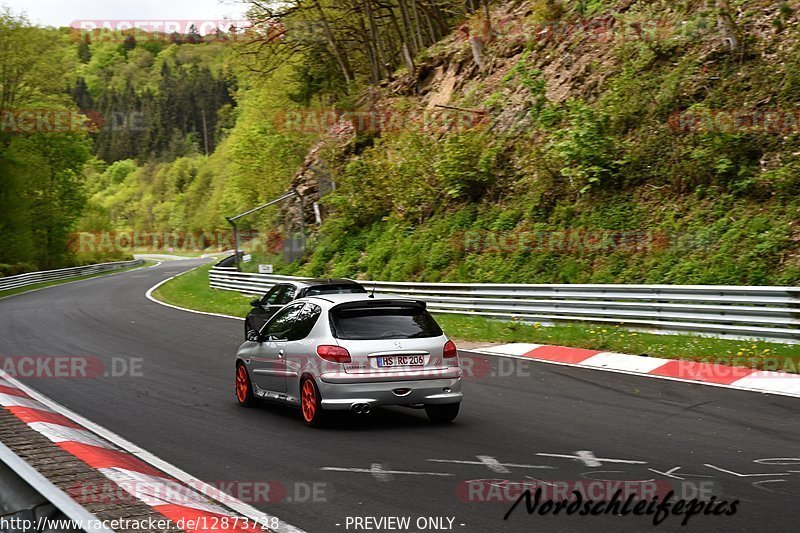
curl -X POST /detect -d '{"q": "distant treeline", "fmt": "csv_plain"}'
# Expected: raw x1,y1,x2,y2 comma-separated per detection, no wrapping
69,32,235,162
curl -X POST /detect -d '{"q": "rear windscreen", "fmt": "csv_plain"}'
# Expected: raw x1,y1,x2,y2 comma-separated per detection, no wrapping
331,306,443,340
306,285,367,296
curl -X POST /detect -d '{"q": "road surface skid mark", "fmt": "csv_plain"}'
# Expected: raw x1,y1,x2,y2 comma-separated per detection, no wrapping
0,371,291,533
472,345,800,398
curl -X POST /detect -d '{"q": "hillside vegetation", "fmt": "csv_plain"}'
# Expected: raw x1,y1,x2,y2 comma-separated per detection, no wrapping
276,0,800,285
3,1,800,287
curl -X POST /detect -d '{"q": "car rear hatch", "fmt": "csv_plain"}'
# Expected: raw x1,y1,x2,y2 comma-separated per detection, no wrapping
329,300,453,376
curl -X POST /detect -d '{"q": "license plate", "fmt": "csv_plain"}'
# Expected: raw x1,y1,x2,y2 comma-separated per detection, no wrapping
376,355,425,368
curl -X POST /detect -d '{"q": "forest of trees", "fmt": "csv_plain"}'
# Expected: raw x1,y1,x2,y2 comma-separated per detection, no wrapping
0,10,90,272
0,0,490,274
0,11,239,272
69,38,235,162
241,0,489,92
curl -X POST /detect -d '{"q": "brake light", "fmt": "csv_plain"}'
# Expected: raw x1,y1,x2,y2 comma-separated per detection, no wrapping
317,345,352,363
443,340,458,359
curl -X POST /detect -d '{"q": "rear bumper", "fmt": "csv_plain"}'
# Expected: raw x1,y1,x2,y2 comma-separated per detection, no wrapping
318,377,462,410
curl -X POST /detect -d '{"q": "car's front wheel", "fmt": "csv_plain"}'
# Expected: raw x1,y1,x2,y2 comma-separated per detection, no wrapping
425,403,460,423
235,364,256,407
300,377,326,428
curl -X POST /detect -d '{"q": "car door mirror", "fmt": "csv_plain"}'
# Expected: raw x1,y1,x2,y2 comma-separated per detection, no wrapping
250,299,261,308
246,330,261,342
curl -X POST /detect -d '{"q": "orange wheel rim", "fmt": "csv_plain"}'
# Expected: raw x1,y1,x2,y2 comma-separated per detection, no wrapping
301,381,316,421
236,366,248,403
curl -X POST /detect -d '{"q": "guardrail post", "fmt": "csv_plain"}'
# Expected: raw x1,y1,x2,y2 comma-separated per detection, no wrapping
225,216,240,272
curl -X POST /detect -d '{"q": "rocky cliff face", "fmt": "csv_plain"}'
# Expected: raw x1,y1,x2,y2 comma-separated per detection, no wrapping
282,120,355,238
278,0,800,283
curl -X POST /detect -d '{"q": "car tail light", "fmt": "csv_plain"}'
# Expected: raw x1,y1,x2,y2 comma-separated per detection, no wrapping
443,340,458,359
317,345,351,363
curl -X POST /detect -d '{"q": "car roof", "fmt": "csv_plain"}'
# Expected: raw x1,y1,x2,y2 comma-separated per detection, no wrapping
279,278,363,289
300,293,419,307
307,278,362,286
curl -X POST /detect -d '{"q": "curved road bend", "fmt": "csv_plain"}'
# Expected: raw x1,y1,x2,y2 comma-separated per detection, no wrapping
0,260,799,532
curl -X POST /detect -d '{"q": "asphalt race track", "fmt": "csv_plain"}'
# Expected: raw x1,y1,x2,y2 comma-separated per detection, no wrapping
1,260,799,533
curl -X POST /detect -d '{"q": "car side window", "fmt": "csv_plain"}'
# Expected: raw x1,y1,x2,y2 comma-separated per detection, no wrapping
263,303,304,340
277,286,296,305
288,303,322,340
262,285,286,306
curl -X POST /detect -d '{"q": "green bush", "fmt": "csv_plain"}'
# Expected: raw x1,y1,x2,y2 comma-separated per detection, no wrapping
0,263,38,277
435,133,499,199
545,100,622,194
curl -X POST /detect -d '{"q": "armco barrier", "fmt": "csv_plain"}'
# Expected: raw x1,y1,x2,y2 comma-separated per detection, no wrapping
0,441,111,533
0,260,143,293
209,266,800,343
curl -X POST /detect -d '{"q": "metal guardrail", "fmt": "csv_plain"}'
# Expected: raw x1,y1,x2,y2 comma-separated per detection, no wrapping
0,442,112,533
209,266,800,343
0,261,143,293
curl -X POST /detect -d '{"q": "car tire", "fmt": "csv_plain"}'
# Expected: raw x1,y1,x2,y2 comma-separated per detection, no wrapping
244,318,254,339
235,364,257,407
300,377,326,428
425,403,460,423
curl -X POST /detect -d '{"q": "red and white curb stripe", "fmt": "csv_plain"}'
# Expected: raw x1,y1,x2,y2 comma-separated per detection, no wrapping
470,344,800,399
0,372,305,533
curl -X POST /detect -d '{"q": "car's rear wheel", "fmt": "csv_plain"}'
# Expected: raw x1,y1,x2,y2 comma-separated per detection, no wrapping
244,318,255,339
300,377,326,428
425,403,460,423
235,364,256,407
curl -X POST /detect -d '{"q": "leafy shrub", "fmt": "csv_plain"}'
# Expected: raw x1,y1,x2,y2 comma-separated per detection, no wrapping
0,263,38,277
545,100,622,194
435,133,499,200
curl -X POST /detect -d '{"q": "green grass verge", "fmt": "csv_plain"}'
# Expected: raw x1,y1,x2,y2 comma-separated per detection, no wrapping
152,263,800,373
153,262,254,318
0,261,155,300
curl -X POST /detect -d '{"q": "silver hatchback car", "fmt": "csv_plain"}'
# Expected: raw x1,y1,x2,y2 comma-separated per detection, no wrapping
234,294,463,427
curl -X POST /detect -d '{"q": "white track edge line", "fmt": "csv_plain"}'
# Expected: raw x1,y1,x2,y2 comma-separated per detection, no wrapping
0,371,306,533
145,262,245,322
465,349,800,400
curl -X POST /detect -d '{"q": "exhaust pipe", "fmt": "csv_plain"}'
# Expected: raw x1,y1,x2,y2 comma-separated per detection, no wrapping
351,403,371,415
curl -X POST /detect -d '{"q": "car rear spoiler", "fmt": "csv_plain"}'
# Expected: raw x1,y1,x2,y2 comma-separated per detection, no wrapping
331,299,428,311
